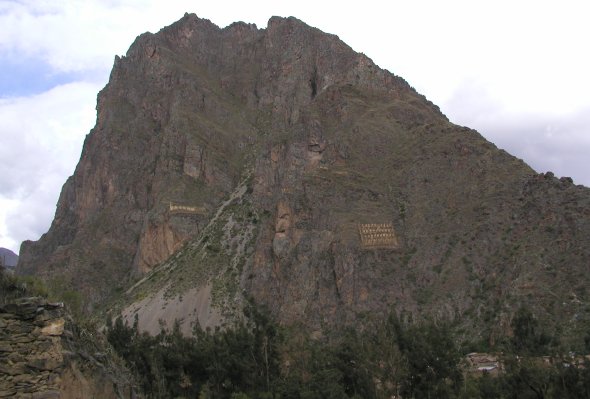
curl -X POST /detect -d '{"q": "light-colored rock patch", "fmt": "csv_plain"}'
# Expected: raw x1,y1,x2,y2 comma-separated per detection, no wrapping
122,283,222,336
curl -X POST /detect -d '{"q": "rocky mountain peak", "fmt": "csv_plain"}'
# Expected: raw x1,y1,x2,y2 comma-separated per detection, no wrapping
0,248,18,269
16,14,590,342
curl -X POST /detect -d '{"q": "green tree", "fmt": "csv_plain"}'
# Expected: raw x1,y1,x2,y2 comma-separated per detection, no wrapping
503,356,551,399
551,359,590,399
333,329,376,398
511,306,552,356
388,316,462,399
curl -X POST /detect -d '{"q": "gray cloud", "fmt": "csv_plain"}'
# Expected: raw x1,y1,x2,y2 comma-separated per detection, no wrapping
442,85,590,187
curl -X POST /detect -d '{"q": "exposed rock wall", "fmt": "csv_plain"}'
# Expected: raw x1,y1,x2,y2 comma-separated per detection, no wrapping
15,13,590,343
0,298,138,398
16,13,426,311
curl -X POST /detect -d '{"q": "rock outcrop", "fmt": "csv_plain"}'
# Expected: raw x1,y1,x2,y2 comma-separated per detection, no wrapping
0,298,137,398
17,14,590,343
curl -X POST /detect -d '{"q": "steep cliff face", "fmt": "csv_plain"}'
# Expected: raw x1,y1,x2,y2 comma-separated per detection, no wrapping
18,14,590,342
17,14,426,307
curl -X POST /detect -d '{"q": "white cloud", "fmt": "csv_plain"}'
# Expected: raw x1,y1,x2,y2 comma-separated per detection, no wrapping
0,198,19,251
0,82,99,252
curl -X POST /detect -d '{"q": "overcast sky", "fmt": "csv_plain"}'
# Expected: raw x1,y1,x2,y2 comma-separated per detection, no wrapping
1,0,589,254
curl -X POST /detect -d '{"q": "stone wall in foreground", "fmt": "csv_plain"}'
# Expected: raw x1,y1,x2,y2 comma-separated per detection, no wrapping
0,297,139,399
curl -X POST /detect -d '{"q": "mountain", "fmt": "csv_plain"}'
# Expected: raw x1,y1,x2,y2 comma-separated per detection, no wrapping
0,247,18,269
17,14,590,345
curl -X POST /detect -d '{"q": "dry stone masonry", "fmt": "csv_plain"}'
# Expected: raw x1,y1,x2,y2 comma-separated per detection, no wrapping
169,202,206,215
358,223,399,249
0,298,65,398
0,297,137,398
